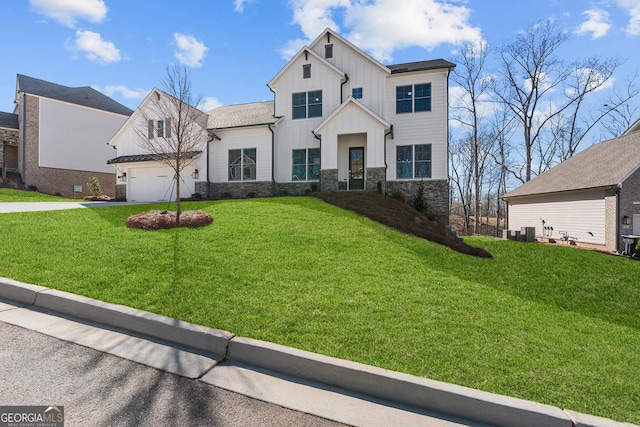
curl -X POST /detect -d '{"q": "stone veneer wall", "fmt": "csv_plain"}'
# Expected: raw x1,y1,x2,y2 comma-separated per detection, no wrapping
386,180,450,224
18,94,115,198
366,167,386,193
0,128,19,173
320,169,339,192
275,181,317,196
209,181,273,199
115,184,126,201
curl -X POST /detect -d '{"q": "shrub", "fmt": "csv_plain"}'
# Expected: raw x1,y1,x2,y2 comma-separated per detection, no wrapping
412,181,426,213
88,177,103,197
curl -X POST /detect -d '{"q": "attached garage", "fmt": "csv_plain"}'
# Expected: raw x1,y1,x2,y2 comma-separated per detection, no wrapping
129,166,177,202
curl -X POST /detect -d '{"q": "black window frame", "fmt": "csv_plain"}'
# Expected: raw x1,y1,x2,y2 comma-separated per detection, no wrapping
292,90,323,119
396,83,432,114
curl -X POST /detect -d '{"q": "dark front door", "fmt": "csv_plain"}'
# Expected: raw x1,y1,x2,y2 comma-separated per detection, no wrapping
349,147,364,190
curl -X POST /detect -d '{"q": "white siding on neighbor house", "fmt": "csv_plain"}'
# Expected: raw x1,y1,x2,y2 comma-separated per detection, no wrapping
385,70,449,181
209,126,272,182
508,189,606,245
39,98,127,174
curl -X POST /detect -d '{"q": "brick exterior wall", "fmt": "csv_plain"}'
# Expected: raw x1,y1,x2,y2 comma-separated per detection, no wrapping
17,94,116,198
604,189,619,252
619,168,640,251
386,180,450,224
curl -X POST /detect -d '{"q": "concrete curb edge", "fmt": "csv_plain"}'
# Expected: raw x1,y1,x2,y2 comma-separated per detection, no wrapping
0,278,635,427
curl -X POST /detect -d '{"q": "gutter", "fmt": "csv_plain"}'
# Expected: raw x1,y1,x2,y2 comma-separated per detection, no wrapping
312,131,321,189
340,74,349,103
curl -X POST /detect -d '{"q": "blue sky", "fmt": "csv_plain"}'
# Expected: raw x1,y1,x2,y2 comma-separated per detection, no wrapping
1,0,639,121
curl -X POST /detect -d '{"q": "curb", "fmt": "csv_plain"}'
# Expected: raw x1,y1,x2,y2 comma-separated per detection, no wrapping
0,278,635,427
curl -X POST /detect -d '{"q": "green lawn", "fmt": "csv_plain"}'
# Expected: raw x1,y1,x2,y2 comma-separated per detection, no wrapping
0,188,75,202
0,197,638,424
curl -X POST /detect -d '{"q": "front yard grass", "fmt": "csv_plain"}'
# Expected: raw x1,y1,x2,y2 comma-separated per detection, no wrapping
0,188,75,202
0,197,638,424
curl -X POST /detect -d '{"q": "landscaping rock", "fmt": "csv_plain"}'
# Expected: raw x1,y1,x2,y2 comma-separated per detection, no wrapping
126,210,213,230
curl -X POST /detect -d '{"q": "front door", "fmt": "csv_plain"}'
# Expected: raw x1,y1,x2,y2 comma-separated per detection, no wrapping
349,147,364,190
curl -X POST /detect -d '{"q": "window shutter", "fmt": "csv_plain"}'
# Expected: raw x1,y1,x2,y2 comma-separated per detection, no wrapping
148,120,154,139
165,118,171,138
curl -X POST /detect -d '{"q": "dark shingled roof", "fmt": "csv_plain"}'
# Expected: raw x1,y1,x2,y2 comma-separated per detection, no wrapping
17,74,134,116
0,112,18,129
107,151,202,165
388,59,456,74
207,101,275,129
503,129,640,199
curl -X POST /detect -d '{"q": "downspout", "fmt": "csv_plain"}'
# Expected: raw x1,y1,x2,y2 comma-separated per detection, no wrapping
312,130,321,191
446,67,453,215
340,73,349,103
384,125,394,195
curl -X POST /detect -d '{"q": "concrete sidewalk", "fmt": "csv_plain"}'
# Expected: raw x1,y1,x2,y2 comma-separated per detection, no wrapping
0,278,635,427
0,201,135,213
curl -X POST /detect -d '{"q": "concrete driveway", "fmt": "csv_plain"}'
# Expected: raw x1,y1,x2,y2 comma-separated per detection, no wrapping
0,201,135,213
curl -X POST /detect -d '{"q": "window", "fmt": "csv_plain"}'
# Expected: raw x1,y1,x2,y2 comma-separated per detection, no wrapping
303,64,311,79
325,44,333,58
292,148,320,181
396,144,431,179
352,87,362,99
292,90,323,119
229,148,257,181
157,120,164,138
396,83,431,114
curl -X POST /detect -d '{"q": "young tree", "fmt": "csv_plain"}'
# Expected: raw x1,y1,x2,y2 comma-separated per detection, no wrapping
135,65,208,223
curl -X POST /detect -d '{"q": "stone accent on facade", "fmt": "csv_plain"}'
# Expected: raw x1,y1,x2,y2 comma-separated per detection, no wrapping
194,181,209,198
365,167,386,193
320,169,339,192
1,128,19,178
115,184,126,201
209,181,273,199
386,180,449,224
275,181,318,196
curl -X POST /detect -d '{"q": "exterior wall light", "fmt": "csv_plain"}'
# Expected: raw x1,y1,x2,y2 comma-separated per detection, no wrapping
192,169,199,179
118,173,127,182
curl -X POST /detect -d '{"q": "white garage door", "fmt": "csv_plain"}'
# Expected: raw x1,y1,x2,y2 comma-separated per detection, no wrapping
129,167,175,202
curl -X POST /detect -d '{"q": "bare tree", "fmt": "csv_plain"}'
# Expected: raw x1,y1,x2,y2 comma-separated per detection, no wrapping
450,40,493,234
135,65,208,223
492,20,622,181
599,75,640,139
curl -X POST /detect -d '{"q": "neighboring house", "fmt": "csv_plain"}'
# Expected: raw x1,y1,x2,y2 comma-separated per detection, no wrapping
107,88,209,202
502,122,640,252
0,111,19,181
109,28,455,222
13,74,133,198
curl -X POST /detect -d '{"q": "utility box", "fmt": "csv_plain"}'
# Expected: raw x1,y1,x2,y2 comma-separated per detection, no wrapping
521,227,536,242
509,230,521,241
502,229,509,240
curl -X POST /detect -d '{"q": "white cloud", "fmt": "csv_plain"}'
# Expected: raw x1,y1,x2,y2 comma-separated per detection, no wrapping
574,9,611,39
234,0,253,13
201,97,224,112
173,33,208,67
98,85,148,100
285,0,484,63
66,30,121,64
29,0,107,27
616,0,640,36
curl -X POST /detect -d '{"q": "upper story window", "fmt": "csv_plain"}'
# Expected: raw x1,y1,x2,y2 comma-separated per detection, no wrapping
229,148,257,181
352,88,363,99
396,83,431,114
157,120,164,138
396,144,432,179
292,90,323,119
147,119,170,139
303,64,311,79
325,44,333,58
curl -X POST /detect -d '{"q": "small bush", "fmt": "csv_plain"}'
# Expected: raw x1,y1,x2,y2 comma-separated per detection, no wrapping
191,193,203,201
88,177,103,197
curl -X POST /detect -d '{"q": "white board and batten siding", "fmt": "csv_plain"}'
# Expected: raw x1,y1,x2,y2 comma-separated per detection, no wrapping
384,70,449,182
508,189,606,245
209,127,272,183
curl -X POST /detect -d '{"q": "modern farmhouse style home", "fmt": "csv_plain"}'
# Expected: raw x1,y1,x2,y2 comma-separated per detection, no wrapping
108,28,455,221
